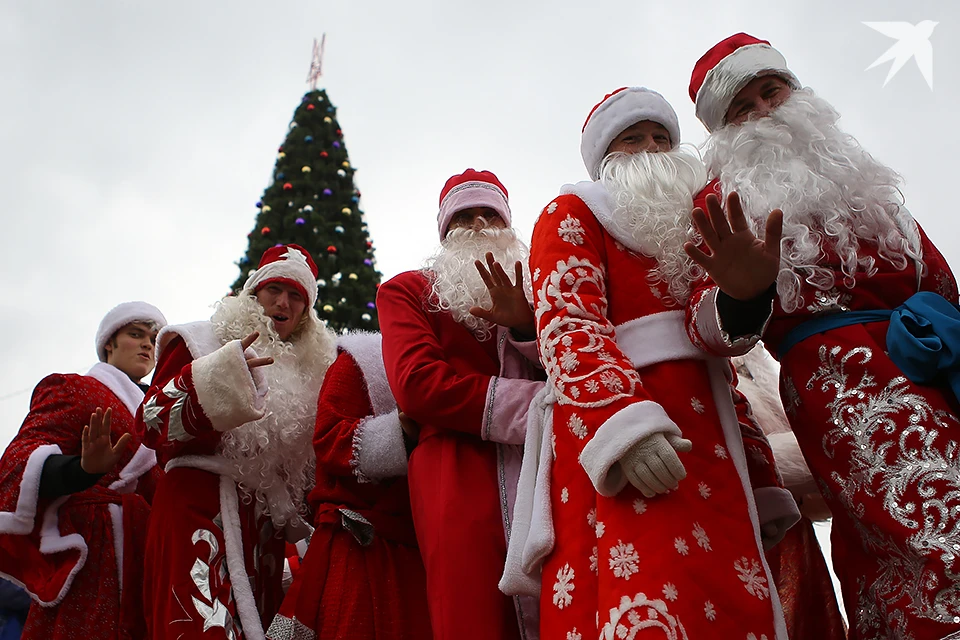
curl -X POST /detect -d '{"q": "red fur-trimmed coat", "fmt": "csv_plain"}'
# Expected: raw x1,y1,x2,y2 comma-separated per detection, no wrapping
140,322,317,640
377,270,544,640
0,364,159,639
267,332,431,640
520,181,796,640
693,178,960,639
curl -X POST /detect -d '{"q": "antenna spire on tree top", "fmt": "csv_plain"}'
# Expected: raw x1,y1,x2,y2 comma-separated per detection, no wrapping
307,35,326,90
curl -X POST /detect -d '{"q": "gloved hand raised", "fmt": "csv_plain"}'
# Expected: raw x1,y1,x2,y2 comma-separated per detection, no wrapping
620,432,693,498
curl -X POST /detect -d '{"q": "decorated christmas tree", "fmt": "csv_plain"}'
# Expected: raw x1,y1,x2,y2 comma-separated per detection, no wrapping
231,44,380,332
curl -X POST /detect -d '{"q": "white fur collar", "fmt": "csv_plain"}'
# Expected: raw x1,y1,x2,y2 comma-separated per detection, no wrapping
85,363,144,416
559,180,646,254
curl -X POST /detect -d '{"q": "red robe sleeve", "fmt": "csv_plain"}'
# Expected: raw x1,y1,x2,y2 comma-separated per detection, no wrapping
377,271,493,437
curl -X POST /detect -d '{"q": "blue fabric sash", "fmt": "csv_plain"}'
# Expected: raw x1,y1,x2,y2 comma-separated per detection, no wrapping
777,292,960,399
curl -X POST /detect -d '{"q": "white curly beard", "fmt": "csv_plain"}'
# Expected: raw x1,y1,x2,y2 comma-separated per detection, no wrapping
209,294,337,527
422,223,531,341
704,89,923,313
599,147,708,305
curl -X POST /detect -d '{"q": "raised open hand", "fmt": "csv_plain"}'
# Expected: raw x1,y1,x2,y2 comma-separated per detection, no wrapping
81,407,132,475
240,331,274,371
469,253,536,335
683,192,782,301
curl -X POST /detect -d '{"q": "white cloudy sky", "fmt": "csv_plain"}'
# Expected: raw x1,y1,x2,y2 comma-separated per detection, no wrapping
1,0,955,444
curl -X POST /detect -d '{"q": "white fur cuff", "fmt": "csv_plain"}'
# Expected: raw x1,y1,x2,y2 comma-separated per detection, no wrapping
357,410,408,479
579,401,681,497
192,340,267,432
696,288,765,357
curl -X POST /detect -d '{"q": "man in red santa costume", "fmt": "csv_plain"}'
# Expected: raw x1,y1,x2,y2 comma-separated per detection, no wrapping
517,87,799,640
0,301,167,639
266,331,431,640
141,244,337,639
377,169,544,640
686,32,960,638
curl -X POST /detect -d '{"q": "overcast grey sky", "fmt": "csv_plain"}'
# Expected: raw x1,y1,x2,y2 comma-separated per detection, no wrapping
1,0,956,450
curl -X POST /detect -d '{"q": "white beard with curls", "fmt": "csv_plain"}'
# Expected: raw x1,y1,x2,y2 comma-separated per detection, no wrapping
599,146,708,305
423,223,531,341
209,294,337,528
704,89,923,313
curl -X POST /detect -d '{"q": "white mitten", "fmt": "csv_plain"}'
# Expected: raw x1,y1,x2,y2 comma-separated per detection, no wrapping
621,433,693,498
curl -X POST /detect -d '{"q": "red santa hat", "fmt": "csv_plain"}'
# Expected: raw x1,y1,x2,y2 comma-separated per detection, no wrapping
580,87,681,180
242,244,319,308
96,301,168,362
689,32,800,133
437,169,511,239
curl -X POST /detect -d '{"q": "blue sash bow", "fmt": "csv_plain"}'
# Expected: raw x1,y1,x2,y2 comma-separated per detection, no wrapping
777,291,960,399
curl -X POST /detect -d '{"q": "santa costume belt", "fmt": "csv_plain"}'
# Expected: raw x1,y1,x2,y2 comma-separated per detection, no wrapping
777,291,960,399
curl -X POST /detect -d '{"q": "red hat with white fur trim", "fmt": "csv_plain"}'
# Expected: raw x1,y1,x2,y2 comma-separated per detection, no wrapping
242,244,319,308
581,87,681,181
689,33,800,132
437,169,511,239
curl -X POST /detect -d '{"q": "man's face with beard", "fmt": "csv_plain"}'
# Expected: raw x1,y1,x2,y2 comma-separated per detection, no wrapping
725,75,793,126
448,207,506,232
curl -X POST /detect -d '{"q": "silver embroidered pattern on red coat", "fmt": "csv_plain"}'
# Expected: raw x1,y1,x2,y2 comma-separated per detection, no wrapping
809,344,960,633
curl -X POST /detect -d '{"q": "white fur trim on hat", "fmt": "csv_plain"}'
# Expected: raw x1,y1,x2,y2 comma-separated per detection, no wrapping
437,181,512,240
581,88,681,181
695,43,800,133
96,301,167,362
242,247,318,308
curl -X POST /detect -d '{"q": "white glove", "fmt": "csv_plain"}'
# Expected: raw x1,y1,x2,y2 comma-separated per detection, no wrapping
621,433,693,498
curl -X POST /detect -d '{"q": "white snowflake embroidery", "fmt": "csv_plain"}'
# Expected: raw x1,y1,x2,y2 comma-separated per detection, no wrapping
545,201,558,215
552,564,575,609
614,240,626,252
698,482,712,499
693,523,712,551
586,508,597,527
714,444,729,459
674,538,690,556
589,546,598,574
734,557,770,600
566,630,582,640
598,350,618,364
704,601,717,621
570,386,580,399
533,268,541,281
585,380,600,394
690,397,705,414
662,583,678,601
561,335,573,347
567,413,587,440
595,521,605,538
560,349,579,372
558,215,585,245
608,541,639,580
561,487,569,504
632,499,647,515
599,370,624,393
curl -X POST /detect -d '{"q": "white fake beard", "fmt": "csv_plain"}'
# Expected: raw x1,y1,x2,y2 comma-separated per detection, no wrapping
210,294,337,527
704,89,923,313
423,223,531,341
599,146,708,305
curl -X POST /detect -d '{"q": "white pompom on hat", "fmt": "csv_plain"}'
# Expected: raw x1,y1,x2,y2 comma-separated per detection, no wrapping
580,87,681,180
96,301,168,362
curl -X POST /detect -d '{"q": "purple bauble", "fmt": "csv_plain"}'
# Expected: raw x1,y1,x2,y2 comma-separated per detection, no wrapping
363,259,372,266
332,141,341,149
323,188,333,196
366,302,376,309
295,217,305,225
256,201,263,208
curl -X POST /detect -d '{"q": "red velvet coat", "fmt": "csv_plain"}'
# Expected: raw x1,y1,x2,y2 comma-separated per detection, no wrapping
377,270,543,640
692,179,960,639
267,333,430,640
0,364,159,639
